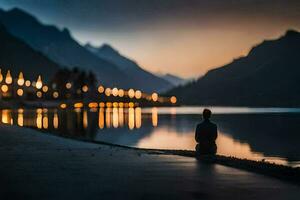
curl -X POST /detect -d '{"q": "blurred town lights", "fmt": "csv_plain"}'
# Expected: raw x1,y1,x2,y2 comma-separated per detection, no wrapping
36,91,42,98
5,70,12,84
17,72,25,86
42,85,49,93
60,103,67,109
0,69,3,83
66,82,72,89
99,102,105,108
135,90,142,99
170,96,177,104
128,89,135,98
151,92,158,102
17,89,24,96
82,85,88,93
105,88,111,96
25,80,31,87
36,75,43,89
88,102,98,108
118,89,124,97
53,91,59,99
74,102,84,108
98,85,105,93
1,85,8,93
112,87,118,97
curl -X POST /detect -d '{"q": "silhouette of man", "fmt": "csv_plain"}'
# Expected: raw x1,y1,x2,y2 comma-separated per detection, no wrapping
195,109,218,155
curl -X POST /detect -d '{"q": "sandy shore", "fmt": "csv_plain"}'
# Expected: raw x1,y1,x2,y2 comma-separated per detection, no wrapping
0,125,299,200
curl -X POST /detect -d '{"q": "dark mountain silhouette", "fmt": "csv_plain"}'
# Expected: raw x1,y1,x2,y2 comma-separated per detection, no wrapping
0,23,60,81
85,43,173,92
157,73,188,86
0,8,146,89
167,30,300,106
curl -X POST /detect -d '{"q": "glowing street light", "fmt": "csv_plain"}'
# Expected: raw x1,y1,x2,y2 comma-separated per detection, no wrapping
170,96,177,104
0,69,3,83
1,85,8,93
36,91,42,98
66,82,72,89
82,85,88,93
17,89,24,96
5,70,12,84
152,92,158,102
98,85,105,93
36,75,43,89
135,90,142,99
53,91,59,99
112,87,118,97
25,80,31,87
17,72,25,86
118,89,124,97
105,88,111,96
42,85,49,93
128,89,135,98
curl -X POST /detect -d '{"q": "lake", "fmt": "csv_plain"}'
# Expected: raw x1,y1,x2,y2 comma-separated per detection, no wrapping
1,106,300,167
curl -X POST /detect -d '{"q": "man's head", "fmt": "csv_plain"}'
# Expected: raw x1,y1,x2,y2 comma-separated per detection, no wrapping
203,109,212,120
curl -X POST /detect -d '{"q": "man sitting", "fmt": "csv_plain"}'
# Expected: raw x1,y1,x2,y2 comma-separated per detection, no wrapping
195,109,218,155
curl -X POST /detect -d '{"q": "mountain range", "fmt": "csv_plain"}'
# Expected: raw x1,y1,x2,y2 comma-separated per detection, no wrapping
0,8,172,92
156,73,188,86
85,43,172,92
0,23,60,82
167,30,300,107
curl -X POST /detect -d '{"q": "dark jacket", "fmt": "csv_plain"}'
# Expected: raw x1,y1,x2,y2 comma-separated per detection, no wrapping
195,119,218,145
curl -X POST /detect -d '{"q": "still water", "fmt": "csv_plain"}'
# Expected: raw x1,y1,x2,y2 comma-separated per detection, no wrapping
1,106,300,167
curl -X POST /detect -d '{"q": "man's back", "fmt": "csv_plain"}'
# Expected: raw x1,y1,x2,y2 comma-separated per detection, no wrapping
195,120,218,144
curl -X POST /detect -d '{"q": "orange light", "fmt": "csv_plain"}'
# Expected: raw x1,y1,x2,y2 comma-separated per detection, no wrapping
119,102,124,107
128,89,135,98
0,69,3,83
128,102,135,108
42,85,49,93
74,102,84,108
152,93,158,102
66,82,72,89
99,102,105,108
118,89,124,97
82,85,88,93
17,89,23,96
135,90,142,99
105,88,111,96
88,102,98,108
5,70,12,84
106,102,112,108
113,102,118,107
25,80,31,87
53,91,59,99
60,103,67,109
17,72,25,86
170,96,177,104
112,87,118,97
36,91,42,98
36,75,43,89
36,108,43,114
98,85,105,93
1,85,8,93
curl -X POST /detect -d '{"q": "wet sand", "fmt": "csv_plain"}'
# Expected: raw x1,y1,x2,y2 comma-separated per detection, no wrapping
0,125,299,200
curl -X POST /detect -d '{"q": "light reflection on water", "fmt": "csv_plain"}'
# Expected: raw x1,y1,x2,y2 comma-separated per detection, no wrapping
0,107,300,167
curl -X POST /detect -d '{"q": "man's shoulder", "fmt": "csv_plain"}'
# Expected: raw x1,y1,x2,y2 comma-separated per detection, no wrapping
197,121,217,127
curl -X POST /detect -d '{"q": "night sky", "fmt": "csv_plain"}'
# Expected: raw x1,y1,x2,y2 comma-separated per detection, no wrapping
0,0,300,78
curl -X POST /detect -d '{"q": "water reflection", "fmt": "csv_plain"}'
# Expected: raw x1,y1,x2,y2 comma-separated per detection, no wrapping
0,107,300,167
